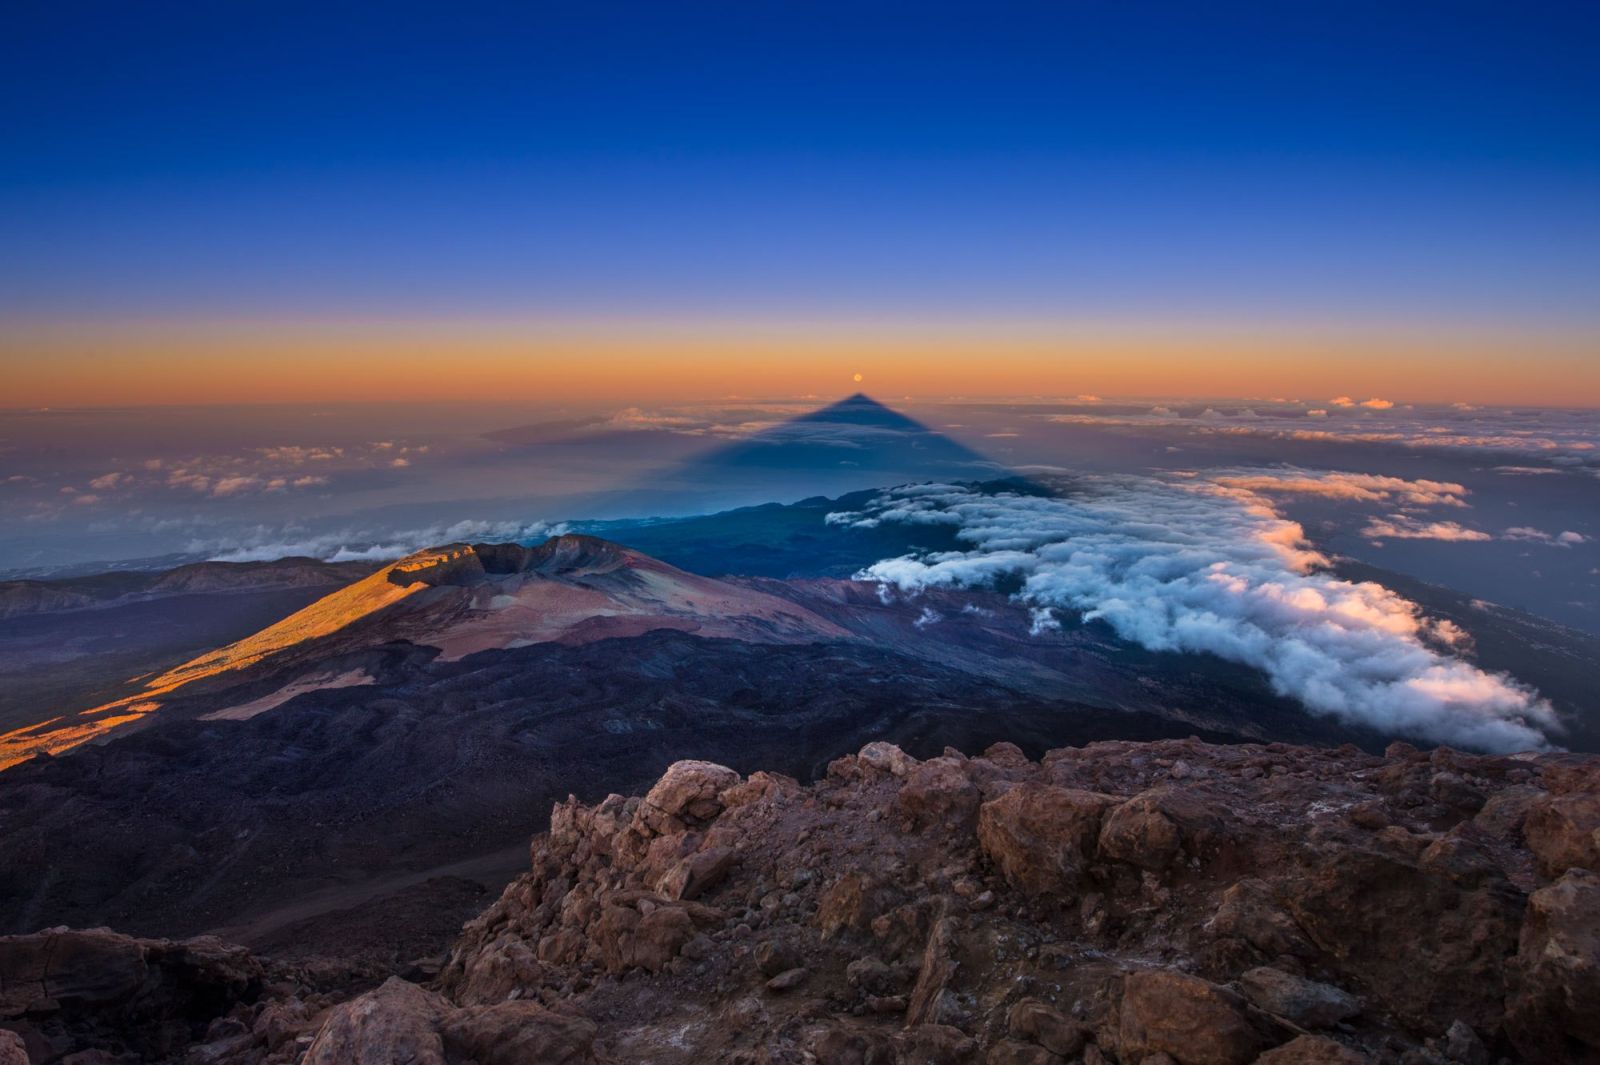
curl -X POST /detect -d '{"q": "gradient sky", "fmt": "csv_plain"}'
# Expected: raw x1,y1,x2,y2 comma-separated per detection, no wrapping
3,2,1598,405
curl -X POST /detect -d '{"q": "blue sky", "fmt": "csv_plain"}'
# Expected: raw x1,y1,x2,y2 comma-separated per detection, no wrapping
3,1,1598,326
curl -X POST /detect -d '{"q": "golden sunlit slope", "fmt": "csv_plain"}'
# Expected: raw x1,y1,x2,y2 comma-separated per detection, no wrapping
0,552,437,769
0,537,850,770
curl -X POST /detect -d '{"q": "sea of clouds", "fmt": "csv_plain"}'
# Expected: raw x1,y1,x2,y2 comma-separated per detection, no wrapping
828,473,1560,753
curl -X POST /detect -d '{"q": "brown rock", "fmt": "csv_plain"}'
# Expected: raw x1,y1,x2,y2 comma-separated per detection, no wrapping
1008,997,1087,1056
441,1000,596,1065
818,873,892,938
1252,1035,1369,1064
719,770,799,810
1471,785,1541,840
1524,792,1600,879
978,785,1117,895
657,845,736,901
0,929,147,1014
756,938,803,977
1099,793,1183,872
905,914,960,1027
845,957,902,995
1207,879,1314,959
1237,967,1359,1029
766,967,808,992
1278,846,1521,1033
252,999,311,1051
891,1024,977,1064
1101,787,1231,875
982,741,1033,769
858,741,917,777
0,1031,25,1065
596,902,696,972
302,977,450,1065
809,1024,893,1064
986,1040,1063,1065
640,760,742,831
1506,869,1600,1063
895,757,982,833
1117,969,1265,1065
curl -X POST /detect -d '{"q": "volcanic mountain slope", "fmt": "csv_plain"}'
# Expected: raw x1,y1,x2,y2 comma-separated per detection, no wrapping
5,736,1598,1064
0,535,848,769
0,536,1437,954
0,559,378,736
0,557,378,621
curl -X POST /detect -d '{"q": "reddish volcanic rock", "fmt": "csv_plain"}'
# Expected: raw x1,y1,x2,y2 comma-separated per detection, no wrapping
1255,1034,1371,1064
11,737,1600,1063
977,784,1118,895
301,977,450,1065
1524,790,1600,879
1506,869,1600,1061
0,1032,24,1065
1115,969,1266,1065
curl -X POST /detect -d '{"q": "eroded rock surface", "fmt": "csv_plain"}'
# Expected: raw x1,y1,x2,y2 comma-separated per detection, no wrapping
5,738,1599,1063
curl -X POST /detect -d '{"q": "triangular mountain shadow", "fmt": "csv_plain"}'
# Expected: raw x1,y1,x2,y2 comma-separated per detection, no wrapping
689,392,992,471
601,393,1043,512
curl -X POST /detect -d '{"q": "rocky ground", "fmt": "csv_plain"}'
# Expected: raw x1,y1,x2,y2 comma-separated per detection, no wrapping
3,735,1598,1064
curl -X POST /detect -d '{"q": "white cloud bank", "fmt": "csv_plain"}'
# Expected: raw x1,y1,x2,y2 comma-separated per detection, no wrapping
831,478,1557,753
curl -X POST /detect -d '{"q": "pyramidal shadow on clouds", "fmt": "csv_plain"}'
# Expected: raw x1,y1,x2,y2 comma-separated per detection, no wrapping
603,393,1040,513
691,392,993,471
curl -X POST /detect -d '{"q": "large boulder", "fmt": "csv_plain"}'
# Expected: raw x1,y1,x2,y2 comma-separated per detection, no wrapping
978,785,1118,895
857,741,917,778
0,930,149,1015
440,1000,596,1065
639,760,741,832
0,1031,26,1065
1116,969,1265,1065
1007,997,1087,1057
1278,846,1521,1033
1098,788,1229,874
595,902,697,972
302,978,450,1065
1505,869,1600,1062
656,844,736,902
894,757,982,833
0,929,260,1060
1207,879,1315,960
1524,792,1600,879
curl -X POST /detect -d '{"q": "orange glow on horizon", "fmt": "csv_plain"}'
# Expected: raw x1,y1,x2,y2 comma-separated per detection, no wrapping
2,319,1595,408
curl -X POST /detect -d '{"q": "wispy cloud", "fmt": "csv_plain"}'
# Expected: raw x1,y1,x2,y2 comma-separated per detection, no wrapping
1362,515,1493,542
196,519,568,564
1211,469,1469,507
1504,527,1592,548
1041,403,1600,469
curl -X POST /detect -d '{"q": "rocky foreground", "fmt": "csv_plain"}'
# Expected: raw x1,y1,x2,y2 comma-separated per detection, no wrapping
3,736,1598,1064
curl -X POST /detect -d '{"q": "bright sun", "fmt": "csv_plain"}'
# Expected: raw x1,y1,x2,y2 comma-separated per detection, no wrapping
853,372,863,382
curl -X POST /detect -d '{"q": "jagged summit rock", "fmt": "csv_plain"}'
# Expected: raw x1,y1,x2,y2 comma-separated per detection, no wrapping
6,737,1581,1063
388,534,638,588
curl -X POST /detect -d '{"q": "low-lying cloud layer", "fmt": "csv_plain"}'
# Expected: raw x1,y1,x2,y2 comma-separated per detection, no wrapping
198,519,567,564
1044,402,1600,472
830,476,1558,753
